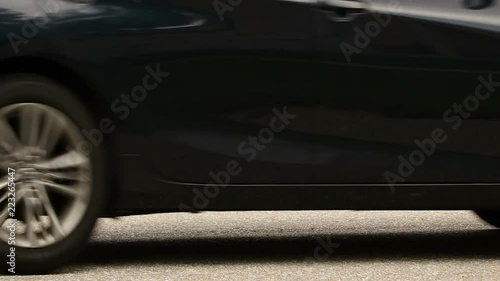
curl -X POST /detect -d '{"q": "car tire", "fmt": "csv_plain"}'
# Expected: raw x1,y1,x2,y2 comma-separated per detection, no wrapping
474,211,500,228
0,74,108,274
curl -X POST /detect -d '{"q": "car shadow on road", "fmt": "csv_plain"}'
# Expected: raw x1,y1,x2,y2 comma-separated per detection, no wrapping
73,229,500,267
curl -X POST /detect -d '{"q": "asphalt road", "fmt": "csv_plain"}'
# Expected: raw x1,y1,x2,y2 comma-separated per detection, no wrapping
4,211,500,280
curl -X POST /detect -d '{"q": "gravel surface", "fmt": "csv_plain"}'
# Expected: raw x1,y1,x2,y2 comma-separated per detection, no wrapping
3,211,500,281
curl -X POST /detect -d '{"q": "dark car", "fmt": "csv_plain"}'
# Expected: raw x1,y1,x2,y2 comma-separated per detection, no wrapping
1,0,500,274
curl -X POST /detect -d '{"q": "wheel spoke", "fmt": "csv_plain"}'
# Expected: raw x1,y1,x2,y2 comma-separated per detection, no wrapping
37,185,65,237
0,188,26,223
20,106,41,146
24,197,38,246
46,171,90,182
0,177,8,190
0,192,7,203
0,212,9,227
33,150,88,170
41,231,56,244
0,117,21,153
35,180,81,198
38,114,65,155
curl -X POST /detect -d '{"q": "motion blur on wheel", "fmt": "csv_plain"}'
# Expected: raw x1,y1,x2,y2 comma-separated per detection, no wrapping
0,76,107,273
2,0,500,274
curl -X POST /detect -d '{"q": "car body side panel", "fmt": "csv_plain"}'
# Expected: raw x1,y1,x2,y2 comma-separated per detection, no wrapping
1,0,500,212
38,0,324,185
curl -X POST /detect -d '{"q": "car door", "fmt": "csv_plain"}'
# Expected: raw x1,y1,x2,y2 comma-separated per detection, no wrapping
100,0,321,184
50,0,321,186
274,0,500,184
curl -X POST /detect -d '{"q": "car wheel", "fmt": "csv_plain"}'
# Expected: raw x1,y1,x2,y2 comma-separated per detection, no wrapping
474,211,500,228
0,74,107,274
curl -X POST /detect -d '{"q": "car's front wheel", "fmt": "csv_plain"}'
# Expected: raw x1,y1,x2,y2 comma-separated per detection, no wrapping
0,75,107,274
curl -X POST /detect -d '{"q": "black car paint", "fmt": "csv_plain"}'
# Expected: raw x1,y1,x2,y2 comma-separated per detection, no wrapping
1,0,500,214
